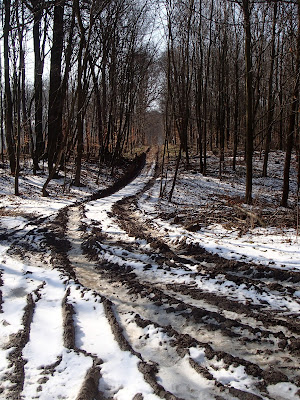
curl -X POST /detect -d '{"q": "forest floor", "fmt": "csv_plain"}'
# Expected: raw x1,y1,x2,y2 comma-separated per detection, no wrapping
0,149,299,400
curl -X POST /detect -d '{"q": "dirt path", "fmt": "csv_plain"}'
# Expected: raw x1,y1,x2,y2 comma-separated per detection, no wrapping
1,152,299,400
63,156,300,400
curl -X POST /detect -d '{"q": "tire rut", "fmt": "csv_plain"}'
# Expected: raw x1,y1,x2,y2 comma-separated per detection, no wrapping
112,196,300,326
84,254,299,385
67,204,179,399
122,314,270,400
103,171,300,394
3,152,299,399
63,153,300,398
4,293,35,399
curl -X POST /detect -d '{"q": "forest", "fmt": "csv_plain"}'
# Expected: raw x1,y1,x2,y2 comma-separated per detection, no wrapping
0,0,299,205
1,1,300,399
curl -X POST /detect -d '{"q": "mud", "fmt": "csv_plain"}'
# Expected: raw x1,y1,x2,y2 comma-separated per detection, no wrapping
102,298,141,356
5,293,35,399
138,362,183,400
76,360,103,400
1,152,299,399
44,208,77,280
62,288,76,349
0,271,3,313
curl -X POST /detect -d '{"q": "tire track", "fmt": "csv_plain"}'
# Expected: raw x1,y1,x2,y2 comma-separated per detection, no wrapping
2,151,298,399
70,155,299,399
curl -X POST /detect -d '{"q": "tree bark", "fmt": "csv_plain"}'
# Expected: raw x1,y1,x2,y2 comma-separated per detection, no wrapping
203,0,214,176
168,145,181,202
281,0,300,207
74,39,84,187
15,1,25,196
262,2,277,177
0,43,4,163
47,0,65,174
242,0,253,205
32,1,44,172
3,0,16,174
233,39,240,172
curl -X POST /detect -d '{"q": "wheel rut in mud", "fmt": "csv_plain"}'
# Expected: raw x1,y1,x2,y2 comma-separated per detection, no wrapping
65,156,300,399
1,153,300,400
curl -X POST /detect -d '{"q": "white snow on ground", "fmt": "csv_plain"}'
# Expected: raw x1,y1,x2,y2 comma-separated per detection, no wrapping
96,229,300,313
157,355,215,400
0,249,161,399
69,287,160,400
0,155,298,271
138,174,300,271
85,162,155,240
23,275,65,368
0,153,300,399
39,349,93,399
22,268,66,397
0,162,109,219
0,249,94,399
120,314,215,400
0,160,164,399
189,347,261,394
0,216,28,230
91,240,300,313
267,382,300,400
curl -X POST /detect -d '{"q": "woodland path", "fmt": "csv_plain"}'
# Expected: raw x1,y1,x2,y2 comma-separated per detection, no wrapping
0,152,299,400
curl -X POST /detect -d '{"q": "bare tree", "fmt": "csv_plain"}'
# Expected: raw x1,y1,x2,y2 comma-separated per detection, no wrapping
26,0,46,173
3,0,16,174
281,0,300,207
235,0,254,204
73,0,91,186
0,43,4,163
262,2,278,177
166,0,195,201
13,0,25,195
47,0,65,176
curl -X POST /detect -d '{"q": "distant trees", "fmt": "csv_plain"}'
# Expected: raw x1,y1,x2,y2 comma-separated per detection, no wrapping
165,0,194,201
0,0,157,194
0,0,299,206
47,0,65,177
262,1,278,178
161,0,300,206
26,0,45,173
239,0,254,205
281,0,300,207
3,0,16,175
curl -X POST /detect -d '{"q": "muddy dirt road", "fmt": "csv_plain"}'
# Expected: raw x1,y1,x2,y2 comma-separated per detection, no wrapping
1,155,300,400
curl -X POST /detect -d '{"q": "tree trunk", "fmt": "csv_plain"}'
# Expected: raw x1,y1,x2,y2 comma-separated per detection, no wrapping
281,0,300,207
0,43,4,163
15,1,25,196
262,2,277,177
242,0,253,205
30,0,44,172
203,0,214,176
3,0,16,174
233,43,239,172
168,146,181,202
74,0,95,186
47,0,65,174
15,50,23,196
74,40,84,186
